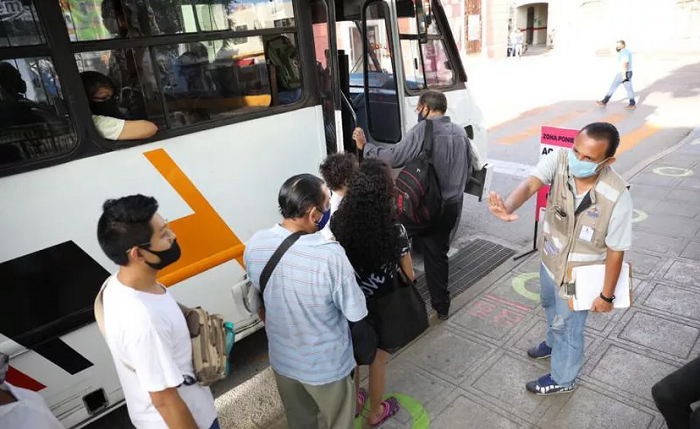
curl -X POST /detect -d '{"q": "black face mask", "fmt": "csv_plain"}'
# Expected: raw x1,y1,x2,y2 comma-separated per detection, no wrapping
615,47,622,52
90,98,126,119
141,239,181,270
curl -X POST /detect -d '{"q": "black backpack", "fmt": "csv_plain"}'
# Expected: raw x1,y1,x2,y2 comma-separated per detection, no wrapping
395,120,443,225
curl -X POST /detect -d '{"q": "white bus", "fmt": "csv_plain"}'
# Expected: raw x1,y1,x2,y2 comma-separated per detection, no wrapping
0,0,489,426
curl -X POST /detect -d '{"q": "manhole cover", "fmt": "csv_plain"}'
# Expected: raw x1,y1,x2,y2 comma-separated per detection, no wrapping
415,239,515,312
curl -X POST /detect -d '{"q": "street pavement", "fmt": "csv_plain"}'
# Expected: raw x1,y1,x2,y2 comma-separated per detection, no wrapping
85,49,700,429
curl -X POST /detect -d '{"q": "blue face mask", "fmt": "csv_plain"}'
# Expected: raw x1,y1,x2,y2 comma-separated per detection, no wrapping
417,106,430,122
316,207,331,231
568,150,608,178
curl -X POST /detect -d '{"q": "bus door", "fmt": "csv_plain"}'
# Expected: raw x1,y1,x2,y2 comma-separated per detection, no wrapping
310,0,345,155
329,0,403,153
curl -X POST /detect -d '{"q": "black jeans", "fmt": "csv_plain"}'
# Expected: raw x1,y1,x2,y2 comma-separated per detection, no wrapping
652,356,700,429
404,200,462,315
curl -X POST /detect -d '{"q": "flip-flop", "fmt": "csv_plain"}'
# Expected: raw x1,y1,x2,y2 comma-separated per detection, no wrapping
355,388,368,418
369,396,400,426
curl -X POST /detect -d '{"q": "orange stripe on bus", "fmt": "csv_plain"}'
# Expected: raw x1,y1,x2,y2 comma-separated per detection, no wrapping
143,149,245,287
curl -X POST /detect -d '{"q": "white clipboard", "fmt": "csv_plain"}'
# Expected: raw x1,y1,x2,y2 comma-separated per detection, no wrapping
568,263,633,311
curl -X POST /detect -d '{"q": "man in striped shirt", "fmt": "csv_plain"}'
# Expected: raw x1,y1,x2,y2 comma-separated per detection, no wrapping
244,174,367,429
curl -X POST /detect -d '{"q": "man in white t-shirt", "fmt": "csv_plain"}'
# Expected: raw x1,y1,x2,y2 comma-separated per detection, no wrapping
488,122,632,396
96,195,218,429
0,353,63,429
318,153,359,240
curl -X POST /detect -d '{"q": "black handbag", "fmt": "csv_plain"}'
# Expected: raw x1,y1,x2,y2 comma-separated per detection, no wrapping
350,317,378,365
367,268,429,351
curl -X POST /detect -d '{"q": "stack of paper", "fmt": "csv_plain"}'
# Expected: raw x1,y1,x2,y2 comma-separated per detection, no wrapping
570,263,632,311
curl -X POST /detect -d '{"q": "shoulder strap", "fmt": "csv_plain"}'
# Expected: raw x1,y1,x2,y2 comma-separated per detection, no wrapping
94,276,111,337
93,275,137,373
422,119,434,157
259,231,306,297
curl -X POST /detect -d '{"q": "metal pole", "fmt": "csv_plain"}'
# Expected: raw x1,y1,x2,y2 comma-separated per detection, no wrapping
513,221,538,261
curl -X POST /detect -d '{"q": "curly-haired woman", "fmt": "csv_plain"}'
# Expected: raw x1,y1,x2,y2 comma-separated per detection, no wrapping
331,159,415,426
319,153,359,240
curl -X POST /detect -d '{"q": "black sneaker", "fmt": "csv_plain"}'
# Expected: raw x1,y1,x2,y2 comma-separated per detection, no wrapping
525,373,576,396
437,311,449,321
595,100,607,107
625,103,636,110
527,341,552,359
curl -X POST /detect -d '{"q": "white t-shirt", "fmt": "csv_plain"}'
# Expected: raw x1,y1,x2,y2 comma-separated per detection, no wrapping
0,383,64,429
93,115,125,140
103,275,217,429
321,192,344,240
531,150,633,252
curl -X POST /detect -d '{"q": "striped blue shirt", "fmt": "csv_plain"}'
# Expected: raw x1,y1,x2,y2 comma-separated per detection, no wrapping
244,224,368,385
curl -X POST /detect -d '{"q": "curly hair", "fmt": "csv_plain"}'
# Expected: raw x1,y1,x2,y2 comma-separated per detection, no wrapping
331,159,397,274
319,153,359,191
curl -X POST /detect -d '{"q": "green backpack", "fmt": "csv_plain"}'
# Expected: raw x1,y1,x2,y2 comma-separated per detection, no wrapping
267,36,302,91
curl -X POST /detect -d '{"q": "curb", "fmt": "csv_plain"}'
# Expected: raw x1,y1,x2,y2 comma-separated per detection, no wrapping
623,126,700,182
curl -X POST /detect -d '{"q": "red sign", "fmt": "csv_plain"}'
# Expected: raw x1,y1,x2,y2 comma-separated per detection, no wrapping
536,126,578,221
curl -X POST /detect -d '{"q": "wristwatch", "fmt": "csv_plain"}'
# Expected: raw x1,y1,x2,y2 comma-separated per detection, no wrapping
599,292,615,303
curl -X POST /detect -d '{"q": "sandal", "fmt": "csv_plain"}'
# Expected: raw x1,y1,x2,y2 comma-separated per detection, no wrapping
369,396,400,426
355,388,368,418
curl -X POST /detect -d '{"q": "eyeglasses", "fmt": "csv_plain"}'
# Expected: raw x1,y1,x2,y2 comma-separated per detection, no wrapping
125,218,173,253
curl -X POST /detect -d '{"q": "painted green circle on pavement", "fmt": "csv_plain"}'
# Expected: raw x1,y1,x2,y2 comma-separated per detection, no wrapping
632,209,647,224
512,272,540,302
355,393,429,429
652,166,694,177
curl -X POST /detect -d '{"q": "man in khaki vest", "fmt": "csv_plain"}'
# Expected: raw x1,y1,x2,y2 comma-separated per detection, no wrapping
489,122,633,395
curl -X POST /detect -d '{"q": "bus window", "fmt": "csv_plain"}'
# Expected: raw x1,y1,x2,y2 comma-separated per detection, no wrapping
75,49,164,124
0,58,75,166
60,0,295,41
362,1,401,143
1,0,45,47
398,0,455,92
74,33,302,132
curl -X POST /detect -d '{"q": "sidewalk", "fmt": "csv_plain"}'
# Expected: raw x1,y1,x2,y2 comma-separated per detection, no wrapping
361,128,700,429
263,129,700,429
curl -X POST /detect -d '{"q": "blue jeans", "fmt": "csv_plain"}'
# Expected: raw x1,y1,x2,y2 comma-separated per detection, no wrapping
540,264,588,387
209,418,221,429
605,71,635,103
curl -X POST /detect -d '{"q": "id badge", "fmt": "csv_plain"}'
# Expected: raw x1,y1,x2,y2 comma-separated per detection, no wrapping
579,226,594,242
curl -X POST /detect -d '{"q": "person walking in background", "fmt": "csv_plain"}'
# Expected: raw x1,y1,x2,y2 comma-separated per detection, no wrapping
331,159,414,426
352,90,471,321
244,174,367,429
514,29,524,58
652,356,700,428
318,153,359,240
507,29,516,57
488,123,633,395
596,40,636,110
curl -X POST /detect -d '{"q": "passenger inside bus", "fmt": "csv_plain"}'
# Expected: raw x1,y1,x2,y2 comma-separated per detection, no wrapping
1,61,72,164
266,35,303,105
81,71,158,141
